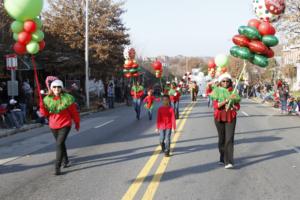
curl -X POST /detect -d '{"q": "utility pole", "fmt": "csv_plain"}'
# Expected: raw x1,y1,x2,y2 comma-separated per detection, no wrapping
85,0,90,108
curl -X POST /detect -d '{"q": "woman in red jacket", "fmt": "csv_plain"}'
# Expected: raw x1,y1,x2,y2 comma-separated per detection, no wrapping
156,95,176,157
211,74,240,169
40,80,80,175
143,89,160,120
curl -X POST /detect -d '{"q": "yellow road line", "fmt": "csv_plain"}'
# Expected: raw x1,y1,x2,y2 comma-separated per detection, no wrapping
141,103,195,200
121,104,193,200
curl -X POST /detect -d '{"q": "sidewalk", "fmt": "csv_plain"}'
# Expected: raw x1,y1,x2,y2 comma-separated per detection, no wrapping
0,102,126,139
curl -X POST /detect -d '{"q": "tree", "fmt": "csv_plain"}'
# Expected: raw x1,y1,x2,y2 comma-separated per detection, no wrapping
43,0,130,78
276,0,300,45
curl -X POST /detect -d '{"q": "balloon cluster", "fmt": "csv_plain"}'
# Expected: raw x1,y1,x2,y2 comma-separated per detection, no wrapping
230,19,279,68
152,61,163,78
215,54,229,76
207,59,216,78
253,0,285,22
4,0,45,55
123,48,141,79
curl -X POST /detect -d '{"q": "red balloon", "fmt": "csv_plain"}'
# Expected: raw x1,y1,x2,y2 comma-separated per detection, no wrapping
132,72,139,77
232,35,250,47
39,40,46,51
152,61,162,71
13,42,27,55
208,59,216,69
265,0,285,15
221,68,228,73
132,63,139,68
248,19,261,29
265,48,275,58
18,31,32,45
249,40,268,54
258,22,276,36
124,73,132,78
24,20,37,33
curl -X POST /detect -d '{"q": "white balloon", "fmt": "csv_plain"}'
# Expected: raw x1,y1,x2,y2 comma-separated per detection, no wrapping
252,0,280,22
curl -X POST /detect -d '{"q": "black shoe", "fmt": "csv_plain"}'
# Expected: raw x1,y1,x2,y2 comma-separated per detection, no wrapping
160,143,165,153
165,151,170,157
54,167,61,176
63,161,71,168
218,156,225,165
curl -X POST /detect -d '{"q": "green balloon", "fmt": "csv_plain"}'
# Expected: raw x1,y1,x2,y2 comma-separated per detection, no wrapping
262,35,279,47
241,26,262,40
237,47,254,60
129,69,137,73
34,18,43,29
238,26,247,35
4,0,43,21
123,69,129,73
13,33,19,41
26,41,40,54
230,46,240,58
32,30,44,42
252,54,269,68
215,54,229,67
11,21,24,33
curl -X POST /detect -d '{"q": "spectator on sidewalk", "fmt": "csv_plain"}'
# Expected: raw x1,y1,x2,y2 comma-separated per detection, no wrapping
6,99,24,129
22,79,33,119
107,81,115,109
278,85,289,114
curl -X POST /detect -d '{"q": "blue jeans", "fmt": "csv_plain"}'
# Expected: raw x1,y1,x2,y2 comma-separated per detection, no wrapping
173,101,179,119
160,129,172,152
280,100,287,111
6,111,24,128
147,109,153,120
19,103,27,121
133,99,141,119
108,97,114,109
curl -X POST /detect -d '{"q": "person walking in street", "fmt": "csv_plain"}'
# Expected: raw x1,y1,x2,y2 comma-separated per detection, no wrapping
143,89,160,120
131,81,144,120
156,95,176,157
191,81,199,102
40,80,80,175
169,83,181,119
211,73,241,169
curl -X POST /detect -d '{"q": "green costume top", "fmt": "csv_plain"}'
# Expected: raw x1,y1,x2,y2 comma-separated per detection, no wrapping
43,93,75,114
211,87,241,106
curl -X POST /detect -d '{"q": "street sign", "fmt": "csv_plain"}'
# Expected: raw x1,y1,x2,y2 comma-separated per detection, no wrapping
7,80,19,97
6,54,18,71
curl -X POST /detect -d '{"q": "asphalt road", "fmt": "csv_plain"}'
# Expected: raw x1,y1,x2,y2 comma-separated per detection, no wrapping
1,96,300,200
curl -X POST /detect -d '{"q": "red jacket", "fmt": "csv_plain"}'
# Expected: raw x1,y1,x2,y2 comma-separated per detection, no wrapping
143,96,160,109
130,90,144,99
213,100,240,123
157,106,176,130
40,100,80,130
170,91,181,103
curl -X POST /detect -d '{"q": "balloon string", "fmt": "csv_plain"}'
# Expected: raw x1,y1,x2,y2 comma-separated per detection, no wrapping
32,56,42,104
226,60,247,111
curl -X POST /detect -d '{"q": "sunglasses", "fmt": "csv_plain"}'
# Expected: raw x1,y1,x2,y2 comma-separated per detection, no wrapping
222,80,230,83
52,86,62,89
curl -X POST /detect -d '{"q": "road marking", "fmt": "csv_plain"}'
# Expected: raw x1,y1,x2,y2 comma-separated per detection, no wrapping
94,120,114,129
241,111,250,117
141,104,195,200
121,104,193,200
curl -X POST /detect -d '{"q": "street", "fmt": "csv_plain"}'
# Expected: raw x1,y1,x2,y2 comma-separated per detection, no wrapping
1,96,300,200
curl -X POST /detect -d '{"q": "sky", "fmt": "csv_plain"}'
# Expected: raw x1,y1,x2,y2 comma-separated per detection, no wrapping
121,0,254,57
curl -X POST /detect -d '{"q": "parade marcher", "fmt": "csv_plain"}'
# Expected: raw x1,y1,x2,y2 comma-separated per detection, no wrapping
143,89,160,120
211,73,241,169
191,81,199,101
131,81,144,120
163,81,171,95
40,80,80,175
169,83,181,119
156,95,176,157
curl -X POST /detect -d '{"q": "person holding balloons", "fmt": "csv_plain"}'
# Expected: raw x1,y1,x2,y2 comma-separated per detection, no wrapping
211,73,241,169
131,81,144,120
143,89,160,120
169,82,181,119
40,80,80,175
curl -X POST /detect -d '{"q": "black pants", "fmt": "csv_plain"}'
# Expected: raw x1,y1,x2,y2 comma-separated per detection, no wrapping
51,126,71,168
214,118,237,165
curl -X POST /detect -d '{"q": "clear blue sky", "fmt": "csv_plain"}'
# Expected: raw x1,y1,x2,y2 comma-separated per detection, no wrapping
122,0,254,57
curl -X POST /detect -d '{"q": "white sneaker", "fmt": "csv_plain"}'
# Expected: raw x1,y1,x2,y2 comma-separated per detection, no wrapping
225,164,234,169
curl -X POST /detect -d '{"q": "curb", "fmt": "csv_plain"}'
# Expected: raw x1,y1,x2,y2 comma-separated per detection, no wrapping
0,103,126,139
0,124,43,139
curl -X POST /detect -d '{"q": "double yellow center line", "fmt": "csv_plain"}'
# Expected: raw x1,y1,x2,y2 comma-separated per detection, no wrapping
122,103,195,200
